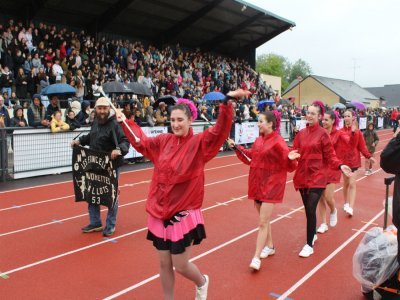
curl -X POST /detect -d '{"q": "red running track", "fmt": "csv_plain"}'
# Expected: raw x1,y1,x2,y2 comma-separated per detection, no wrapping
0,128,395,299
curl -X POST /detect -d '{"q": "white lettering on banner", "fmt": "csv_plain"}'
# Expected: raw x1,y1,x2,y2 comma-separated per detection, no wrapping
359,117,367,130
234,123,259,144
378,117,383,128
124,126,168,159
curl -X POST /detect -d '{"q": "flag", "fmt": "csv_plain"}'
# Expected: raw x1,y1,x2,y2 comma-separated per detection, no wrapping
72,146,118,209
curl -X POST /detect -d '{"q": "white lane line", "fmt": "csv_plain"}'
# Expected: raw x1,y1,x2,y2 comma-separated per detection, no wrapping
101,171,384,299
277,209,384,300
0,154,236,194
103,205,306,300
0,193,249,277
0,175,249,237
0,162,243,210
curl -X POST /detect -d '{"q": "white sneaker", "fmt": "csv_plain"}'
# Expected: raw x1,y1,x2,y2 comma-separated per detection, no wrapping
299,244,314,257
195,274,209,300
369,169,373,175
260,246,275,259
365,170,370,176
317,223,329,234
346,206,354,217
330,208,338,227
313,234,318,245
343,203,349,212
249,257,261,271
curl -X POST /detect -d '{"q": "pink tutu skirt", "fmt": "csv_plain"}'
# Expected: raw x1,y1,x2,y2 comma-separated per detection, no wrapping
147,209,206,254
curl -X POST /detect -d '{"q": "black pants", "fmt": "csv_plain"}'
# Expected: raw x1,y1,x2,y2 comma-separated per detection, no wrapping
392,176,400,264
299,188,325,247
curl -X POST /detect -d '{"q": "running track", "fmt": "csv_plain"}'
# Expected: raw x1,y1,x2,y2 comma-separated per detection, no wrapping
0,128,395,299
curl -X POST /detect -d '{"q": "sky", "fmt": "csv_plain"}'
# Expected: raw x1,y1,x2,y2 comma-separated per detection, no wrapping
248,0,399,88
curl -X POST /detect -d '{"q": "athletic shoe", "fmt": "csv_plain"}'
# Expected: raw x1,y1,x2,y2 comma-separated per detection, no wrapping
317,223,329,234
195,274,209,300
330,208,338,227
103,227,116,237
343,203,349,212
313,234,318,245
365,170,370,176
260,246,275,259
369,169,373,175
81,224,103,233
346,206,354,217
299,244,314,257
249,257,261,271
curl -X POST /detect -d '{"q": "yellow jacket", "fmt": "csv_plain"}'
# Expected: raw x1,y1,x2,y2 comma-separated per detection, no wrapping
51,118,70,133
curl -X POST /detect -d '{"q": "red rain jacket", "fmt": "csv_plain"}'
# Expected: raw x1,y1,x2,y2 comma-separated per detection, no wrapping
292,124,342,189
121,103,233,220
234,131,297,203
340,126,372,168
327,127,350,183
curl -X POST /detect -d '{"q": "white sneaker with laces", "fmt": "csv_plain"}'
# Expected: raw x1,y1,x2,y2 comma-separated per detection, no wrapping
313,234,318,245
249,257,261,271
195,275,209,300
299,244,314,257
346,206,354,217
260,246,275,259
317,223,328,234
365,170,370,176
343,203,349,212
330,208,338,227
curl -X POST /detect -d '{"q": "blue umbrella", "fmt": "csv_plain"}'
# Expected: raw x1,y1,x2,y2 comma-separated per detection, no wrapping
41,83,76,95
203,91,225,101
257,100,275,111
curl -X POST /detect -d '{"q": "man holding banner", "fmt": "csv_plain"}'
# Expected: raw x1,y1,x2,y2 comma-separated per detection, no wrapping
71,97,129,237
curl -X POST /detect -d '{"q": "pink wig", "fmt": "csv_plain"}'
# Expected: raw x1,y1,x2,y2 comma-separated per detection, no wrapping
312,100,325,117
177,98,198,120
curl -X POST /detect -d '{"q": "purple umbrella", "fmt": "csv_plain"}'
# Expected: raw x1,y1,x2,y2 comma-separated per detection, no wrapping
350,100,367,110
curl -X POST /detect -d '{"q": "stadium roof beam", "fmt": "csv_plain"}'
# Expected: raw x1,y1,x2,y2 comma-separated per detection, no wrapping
88,0,137,33
200,11,264,51
242,25,292,51
157,0,224,45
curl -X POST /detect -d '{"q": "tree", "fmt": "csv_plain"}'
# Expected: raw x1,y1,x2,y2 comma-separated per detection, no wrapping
288,59,312,83
256,54,312,93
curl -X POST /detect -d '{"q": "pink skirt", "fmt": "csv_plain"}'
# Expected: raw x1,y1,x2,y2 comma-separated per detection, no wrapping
147,209,206,254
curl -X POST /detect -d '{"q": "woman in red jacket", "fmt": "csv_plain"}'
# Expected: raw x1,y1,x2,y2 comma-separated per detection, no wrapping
227,111,299,271
292,102,352,257
340,110,375,216
317,110,350,234
119,89,250,300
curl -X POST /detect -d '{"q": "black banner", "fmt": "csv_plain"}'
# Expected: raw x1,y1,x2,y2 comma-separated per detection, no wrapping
72,146,118,208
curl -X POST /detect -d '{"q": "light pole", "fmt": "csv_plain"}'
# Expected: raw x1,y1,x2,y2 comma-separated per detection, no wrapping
297,76,303,108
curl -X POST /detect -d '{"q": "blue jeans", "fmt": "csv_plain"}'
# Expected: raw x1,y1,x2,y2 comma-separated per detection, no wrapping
88,169,120,231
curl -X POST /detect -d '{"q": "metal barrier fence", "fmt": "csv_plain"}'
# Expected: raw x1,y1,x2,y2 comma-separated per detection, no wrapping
0,119,293,182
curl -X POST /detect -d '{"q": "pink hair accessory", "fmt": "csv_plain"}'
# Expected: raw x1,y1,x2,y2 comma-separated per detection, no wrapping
312,100,325,117
177,98,198,120
333,110,340,129
272,110,281,133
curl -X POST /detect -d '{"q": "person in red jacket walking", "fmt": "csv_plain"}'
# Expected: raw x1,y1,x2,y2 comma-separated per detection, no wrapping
118,89,250,300
292,101,353,257
227,111,299,271
340,109,375,216
317,110,350,234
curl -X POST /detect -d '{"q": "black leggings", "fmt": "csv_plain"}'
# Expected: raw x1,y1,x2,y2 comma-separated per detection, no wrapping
299,188,325,247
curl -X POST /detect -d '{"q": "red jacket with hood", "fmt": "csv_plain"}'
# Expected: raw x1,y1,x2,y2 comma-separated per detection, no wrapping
121,103,233,220
326,127,350,183
292,124,342,189
340,126,371,168
234,131,297,203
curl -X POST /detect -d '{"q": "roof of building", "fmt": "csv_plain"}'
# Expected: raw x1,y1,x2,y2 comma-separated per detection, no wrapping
0,0,295,58
365,85,400,107
283,75,379,103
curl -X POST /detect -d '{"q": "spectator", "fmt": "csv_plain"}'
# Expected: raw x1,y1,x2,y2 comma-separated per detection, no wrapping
155,102,168,126
145,105,156,127
46,95,60,118
10,105,28,127
27,94,49,127
15,67,28,100
0,95,10,127
134,109,143,126
50,110,70,132
0,66,13,98
65,109,81,131
76,100,91,125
